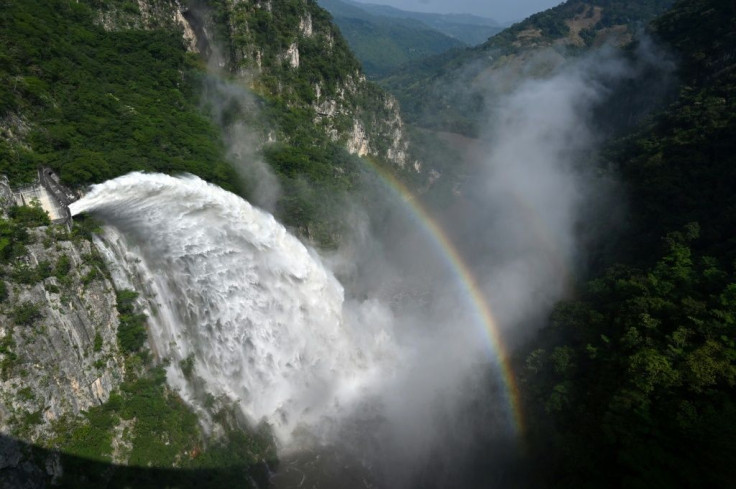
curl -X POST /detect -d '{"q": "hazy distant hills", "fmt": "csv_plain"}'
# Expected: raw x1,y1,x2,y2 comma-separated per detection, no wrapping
317,0,503,77
346,1,504,45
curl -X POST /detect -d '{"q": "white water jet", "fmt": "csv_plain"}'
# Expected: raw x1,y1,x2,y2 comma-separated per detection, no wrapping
70,172,395,445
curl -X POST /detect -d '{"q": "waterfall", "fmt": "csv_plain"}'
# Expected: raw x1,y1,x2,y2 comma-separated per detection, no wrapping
70,172,394,445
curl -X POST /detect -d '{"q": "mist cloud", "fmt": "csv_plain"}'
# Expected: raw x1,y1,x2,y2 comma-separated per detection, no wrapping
476,51,625,336
200,77,282,212
432,41,674,345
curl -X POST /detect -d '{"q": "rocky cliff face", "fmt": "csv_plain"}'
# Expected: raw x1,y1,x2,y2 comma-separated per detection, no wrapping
0,223,124,447
91,0,411,169
211,0,410,167
95,0,194,45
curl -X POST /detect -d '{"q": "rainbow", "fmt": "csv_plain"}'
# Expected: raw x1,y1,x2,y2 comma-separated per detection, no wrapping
362,158,525,437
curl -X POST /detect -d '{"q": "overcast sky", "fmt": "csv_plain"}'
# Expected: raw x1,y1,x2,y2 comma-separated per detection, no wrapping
352,0,564,23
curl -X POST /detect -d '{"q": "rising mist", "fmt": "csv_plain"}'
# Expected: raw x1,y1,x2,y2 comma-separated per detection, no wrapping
308,41,674,487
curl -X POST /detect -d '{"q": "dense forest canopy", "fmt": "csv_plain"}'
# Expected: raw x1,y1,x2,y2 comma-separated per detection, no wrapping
0,0,236,188
519,1,736,487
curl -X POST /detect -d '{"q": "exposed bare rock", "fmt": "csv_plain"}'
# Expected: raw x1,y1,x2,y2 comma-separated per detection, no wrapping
0,227,124,446
284,42,300,69
299,13,313,37
181,0,413,169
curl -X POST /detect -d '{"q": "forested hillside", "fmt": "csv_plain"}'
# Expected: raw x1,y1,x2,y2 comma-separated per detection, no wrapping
0,0,417,246
381,0,675,136
520,0,736,486
0,0,234,187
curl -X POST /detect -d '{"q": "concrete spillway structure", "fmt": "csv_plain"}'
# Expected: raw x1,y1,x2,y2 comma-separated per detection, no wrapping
13,168,76,224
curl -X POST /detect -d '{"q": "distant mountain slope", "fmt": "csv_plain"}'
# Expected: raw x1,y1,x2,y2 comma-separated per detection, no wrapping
380,0,675,136
347,1,504,45
318,0,466,77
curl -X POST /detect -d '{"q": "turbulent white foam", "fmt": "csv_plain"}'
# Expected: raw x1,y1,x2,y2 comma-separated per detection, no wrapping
71,172,394,444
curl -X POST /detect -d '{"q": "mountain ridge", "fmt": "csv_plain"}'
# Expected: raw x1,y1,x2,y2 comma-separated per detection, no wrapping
318,0,486,77
344,0,504,43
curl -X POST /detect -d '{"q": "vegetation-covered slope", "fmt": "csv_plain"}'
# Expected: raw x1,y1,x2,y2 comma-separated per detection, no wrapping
0,0,235,188
198,0,409,163
0,0,415,245
520,1,736,486
180,0,415,244
381,0,675,136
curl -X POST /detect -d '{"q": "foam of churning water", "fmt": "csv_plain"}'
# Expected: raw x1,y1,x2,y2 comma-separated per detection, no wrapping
70,172,395,445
